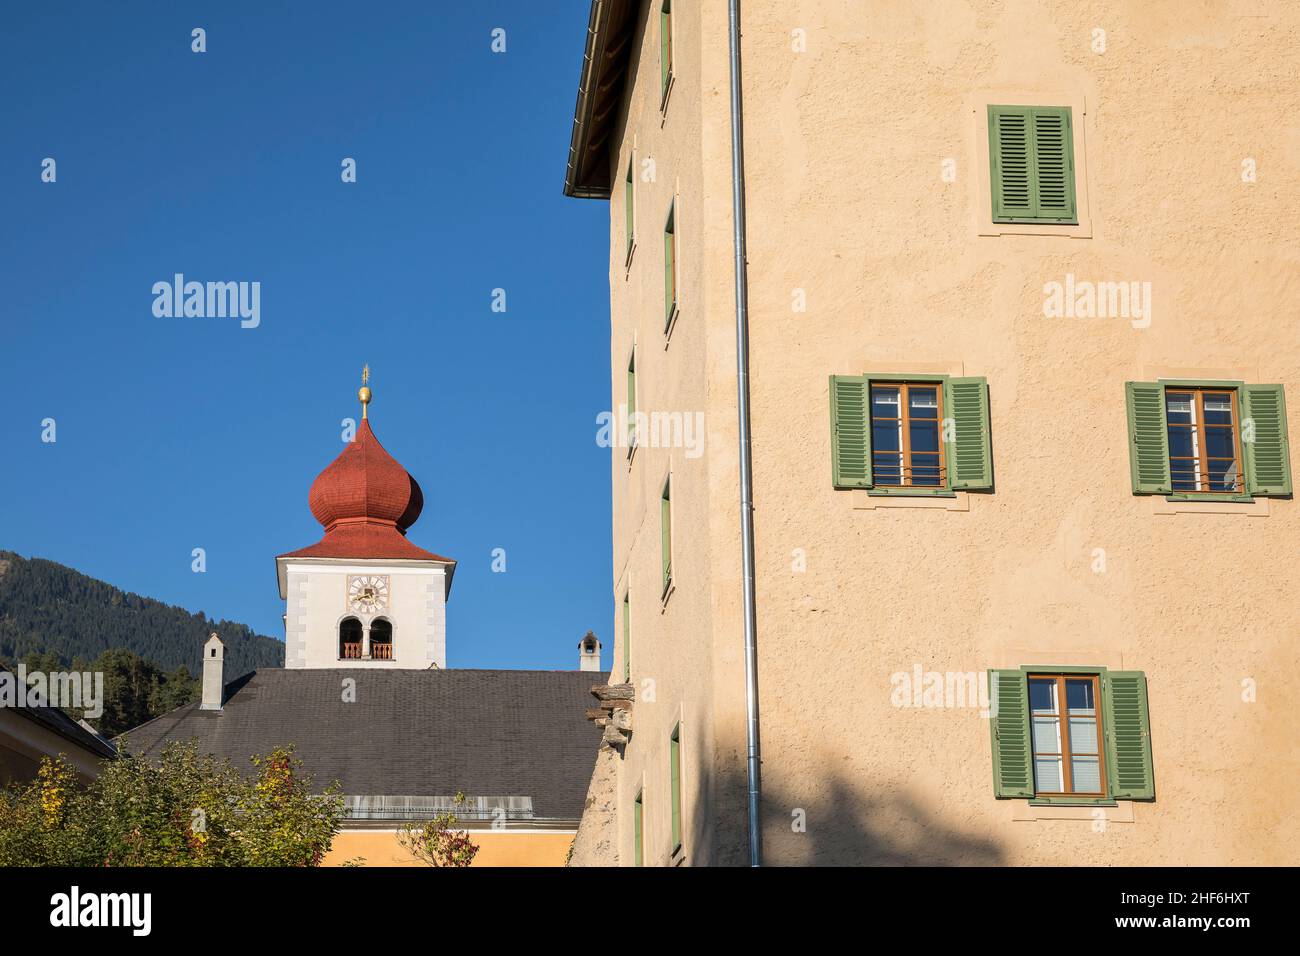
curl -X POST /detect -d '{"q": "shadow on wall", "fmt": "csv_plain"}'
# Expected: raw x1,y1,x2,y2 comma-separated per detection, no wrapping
687,757,1005,866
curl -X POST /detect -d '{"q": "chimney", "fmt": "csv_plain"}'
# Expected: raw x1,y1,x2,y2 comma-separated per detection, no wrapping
201,632,225,710
578,631,602,672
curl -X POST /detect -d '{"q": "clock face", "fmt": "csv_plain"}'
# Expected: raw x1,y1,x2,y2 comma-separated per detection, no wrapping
347,575,390,614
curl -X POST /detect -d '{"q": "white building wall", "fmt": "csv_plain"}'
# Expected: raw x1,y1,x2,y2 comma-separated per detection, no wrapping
281,561,448,669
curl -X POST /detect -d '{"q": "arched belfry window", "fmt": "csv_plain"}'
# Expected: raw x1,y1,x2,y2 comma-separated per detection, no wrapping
370,618,393,660
339,617,363,659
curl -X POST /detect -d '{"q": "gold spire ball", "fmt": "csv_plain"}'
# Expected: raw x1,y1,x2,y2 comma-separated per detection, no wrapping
359,364,372,419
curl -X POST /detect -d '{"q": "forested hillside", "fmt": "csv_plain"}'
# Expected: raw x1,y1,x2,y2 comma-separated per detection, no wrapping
0,550,283,677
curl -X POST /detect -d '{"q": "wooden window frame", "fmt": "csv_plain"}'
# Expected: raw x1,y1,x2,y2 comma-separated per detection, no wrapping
869,381,947,489
1027,672,1107,799
1165,386,1244,496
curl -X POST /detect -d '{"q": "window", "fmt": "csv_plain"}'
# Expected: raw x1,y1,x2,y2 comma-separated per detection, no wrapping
1029,674,1103,796
369,618,393,660
625,158,635,265
988,105,1076,224
830,374,992,494
660,1,673,108
669,723,683,853
663,201,677,333
622,591,631,683
660,477,673,598
626,349,637,457
1125,381,1291,498
339,617,362,659
1166,388,1242,494
633,789,644,867
870,382,944,487
989,668,1154,802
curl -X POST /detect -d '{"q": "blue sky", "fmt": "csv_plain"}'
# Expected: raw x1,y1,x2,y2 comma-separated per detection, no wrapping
0,2,614,670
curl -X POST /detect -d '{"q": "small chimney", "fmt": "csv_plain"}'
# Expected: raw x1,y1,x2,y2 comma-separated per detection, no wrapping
578,631,602,672
201,632,225,710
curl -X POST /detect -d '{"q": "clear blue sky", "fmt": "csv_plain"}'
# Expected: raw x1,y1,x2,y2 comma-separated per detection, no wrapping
0,2,614,670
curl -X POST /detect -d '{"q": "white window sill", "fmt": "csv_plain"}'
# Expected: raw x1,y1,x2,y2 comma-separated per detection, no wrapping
1010,800,1135,823
1151,496,1269,517
852,490,969,511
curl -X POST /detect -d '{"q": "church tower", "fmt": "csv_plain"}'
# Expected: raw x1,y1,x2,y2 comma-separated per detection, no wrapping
275,371,456,669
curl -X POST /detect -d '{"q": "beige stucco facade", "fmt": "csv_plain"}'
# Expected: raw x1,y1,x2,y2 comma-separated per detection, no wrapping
323,829,575,867
570,0,1300,866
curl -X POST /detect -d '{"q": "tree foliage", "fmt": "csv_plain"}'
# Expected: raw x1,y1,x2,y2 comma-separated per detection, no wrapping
0,742,342,867
5,647,201,739
396,792,481,867
0,550,283,678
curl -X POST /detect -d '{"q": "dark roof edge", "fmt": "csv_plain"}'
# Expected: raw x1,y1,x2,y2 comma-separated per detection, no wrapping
564,1,638,199
1,665,117,759
14,704,117,759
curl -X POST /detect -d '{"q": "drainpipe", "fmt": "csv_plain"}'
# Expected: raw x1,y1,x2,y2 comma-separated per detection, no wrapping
726,0,762,868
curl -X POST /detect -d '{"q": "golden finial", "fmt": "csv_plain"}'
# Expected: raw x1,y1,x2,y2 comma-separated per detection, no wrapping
359,364,372,419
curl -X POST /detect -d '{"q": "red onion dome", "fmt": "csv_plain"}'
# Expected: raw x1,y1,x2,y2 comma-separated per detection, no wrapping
307,419,423,533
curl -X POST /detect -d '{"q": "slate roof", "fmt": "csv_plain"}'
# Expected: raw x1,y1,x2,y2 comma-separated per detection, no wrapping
118,668,602,822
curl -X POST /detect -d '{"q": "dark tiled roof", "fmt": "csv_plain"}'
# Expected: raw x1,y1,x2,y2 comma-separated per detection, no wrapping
118,668,601,821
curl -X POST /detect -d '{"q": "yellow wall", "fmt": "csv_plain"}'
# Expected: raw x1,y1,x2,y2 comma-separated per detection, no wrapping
323,830,575,867
576,0,1300,866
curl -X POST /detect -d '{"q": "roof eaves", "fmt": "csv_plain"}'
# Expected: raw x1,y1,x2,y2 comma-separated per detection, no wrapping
563,0,640,199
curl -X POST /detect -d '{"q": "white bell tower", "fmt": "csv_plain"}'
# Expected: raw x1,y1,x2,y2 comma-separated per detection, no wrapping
275,371,457,670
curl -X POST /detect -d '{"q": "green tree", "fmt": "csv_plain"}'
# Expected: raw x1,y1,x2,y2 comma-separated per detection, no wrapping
0,742,343,867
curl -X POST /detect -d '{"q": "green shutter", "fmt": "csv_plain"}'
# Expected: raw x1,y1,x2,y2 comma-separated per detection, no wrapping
1104,671,1155,800
945,376,993,490
829,375,872,488
626,354,636,449
633,792,644,866
1031,108,1076,221
989,669,1034,798
660,484,672,594
622,593,630,683
989,106,1033,221
1242,384,1292,496
989,105,1076,223
670,726,682,851
625,163,634,258
660,3,671,99
1125,382,1171,494
664,206,676,331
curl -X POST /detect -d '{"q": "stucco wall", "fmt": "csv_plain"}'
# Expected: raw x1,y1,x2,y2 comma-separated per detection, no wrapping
322,829,575,867
591,0,1300,865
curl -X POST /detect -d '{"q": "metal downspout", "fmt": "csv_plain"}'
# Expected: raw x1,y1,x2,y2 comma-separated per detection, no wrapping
726,0,762,868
